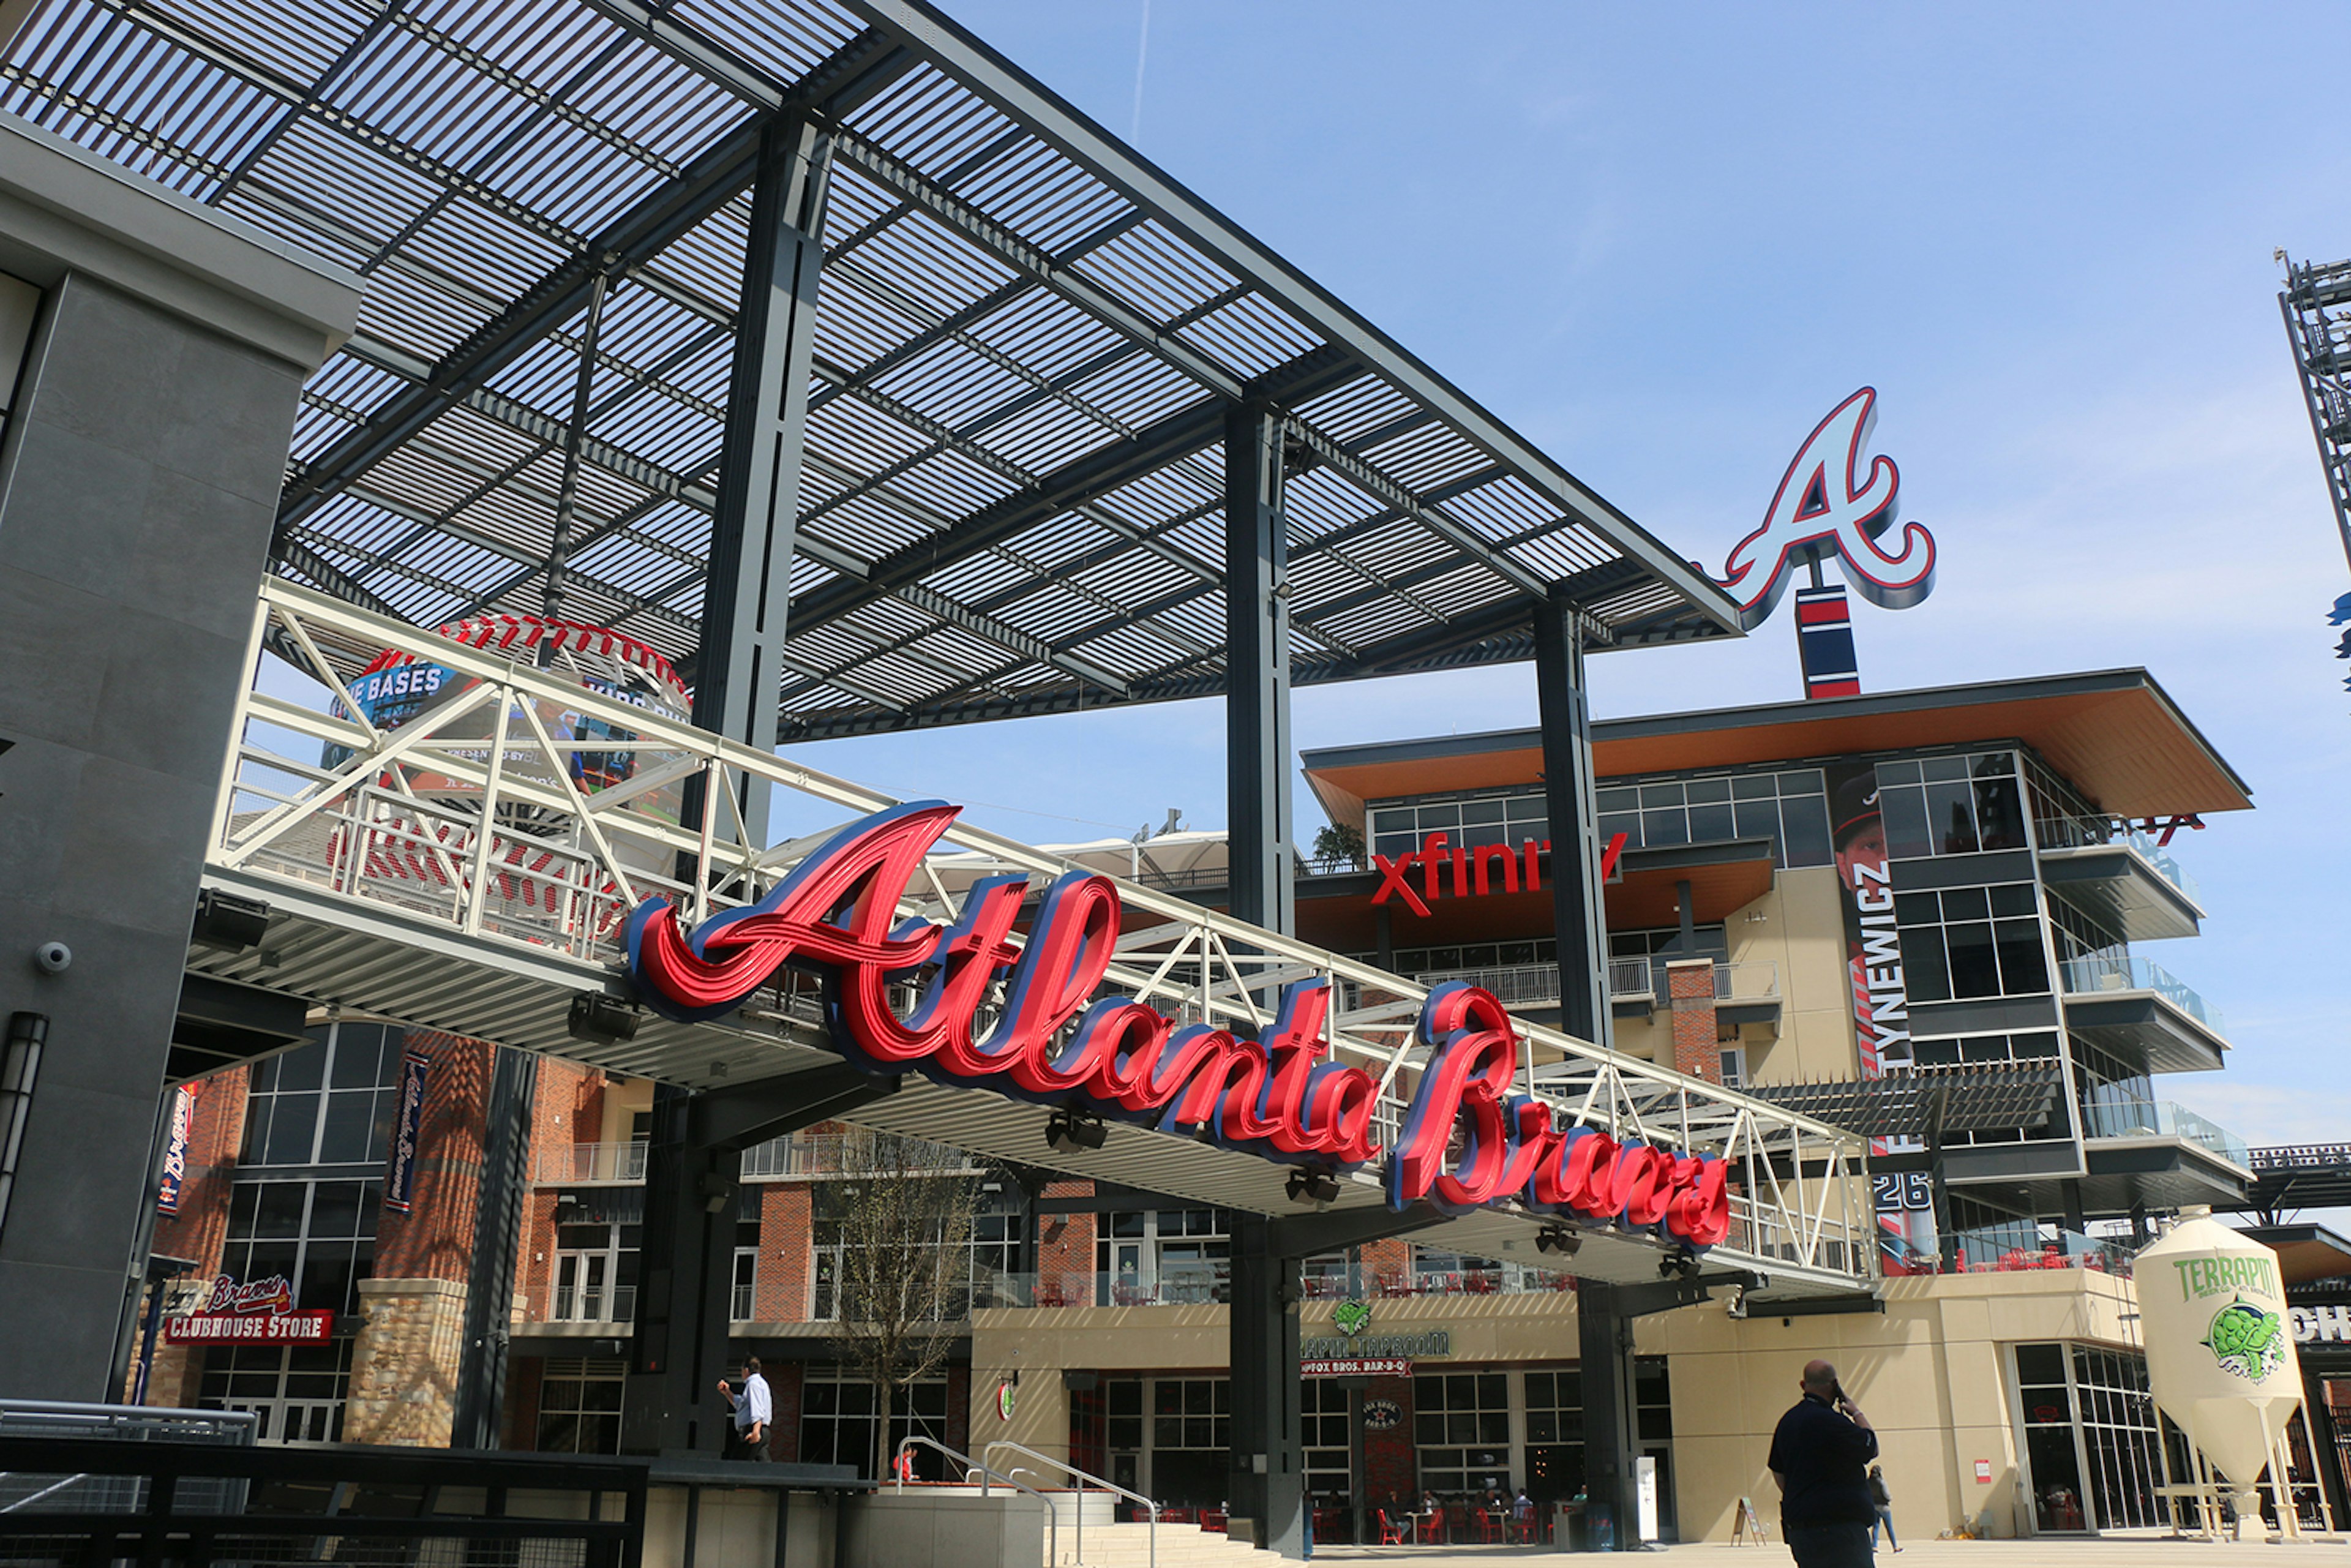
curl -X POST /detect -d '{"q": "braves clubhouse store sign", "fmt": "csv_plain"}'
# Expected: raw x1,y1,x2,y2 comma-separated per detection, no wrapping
163,1275,333,1345
626,803,1731,1245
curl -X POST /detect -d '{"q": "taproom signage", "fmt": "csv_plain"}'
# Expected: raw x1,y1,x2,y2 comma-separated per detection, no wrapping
162,1274,333,1345
624,803,1731,1248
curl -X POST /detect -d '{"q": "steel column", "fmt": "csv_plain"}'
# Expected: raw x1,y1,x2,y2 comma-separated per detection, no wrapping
452,1045,539,1449
1577,1282,1641,1550
1228,1217,1304,1558
624,1082,743,1457
694,113,833,844
1225,403,1294,936
1534,592,1610,1046
625,1067,894,1455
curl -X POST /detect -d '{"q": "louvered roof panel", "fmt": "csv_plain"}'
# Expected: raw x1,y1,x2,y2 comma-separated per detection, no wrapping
1,0,1738,737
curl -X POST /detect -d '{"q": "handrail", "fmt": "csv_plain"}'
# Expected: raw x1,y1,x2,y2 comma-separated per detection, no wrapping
983,1438,1159,1568
894,1437,1058,1567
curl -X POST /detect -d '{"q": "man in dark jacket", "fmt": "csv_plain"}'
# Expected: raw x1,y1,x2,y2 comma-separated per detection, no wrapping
1766,1360,1879,1567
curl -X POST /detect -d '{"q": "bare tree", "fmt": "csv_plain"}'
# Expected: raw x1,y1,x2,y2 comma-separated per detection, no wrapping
826,1129,981,1478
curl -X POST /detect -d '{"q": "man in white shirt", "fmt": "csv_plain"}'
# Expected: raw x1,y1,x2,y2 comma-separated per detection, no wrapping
718,1355,771,1460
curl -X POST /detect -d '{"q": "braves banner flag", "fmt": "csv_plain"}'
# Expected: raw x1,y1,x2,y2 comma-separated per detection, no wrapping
1823,760,1934,1274
383,1051,430,1214
157,1085,197,1216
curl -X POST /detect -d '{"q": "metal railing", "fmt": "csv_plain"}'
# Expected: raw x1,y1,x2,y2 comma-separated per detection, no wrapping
0,1435,645,1568
1905,1227,2139,1278
2080,1098,2250,1168
533,1140,648,1184
198,582,1878,1292
2061,954,2227,1037
2036,817,2203,908
983,1439,1159,1568
893,1437,1059,1568
0,1402,257,1519
2249,1144,2351,1172
738,1131,983,1180
1406,954,1780,1010
550,1281,636,1324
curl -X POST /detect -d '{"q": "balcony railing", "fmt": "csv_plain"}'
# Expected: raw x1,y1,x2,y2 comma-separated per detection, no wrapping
1896,1227,2137,1279
2080,1098,2249,1168
967,1262,1578,1310
738,1131,984,1179
2034,816,2202,907
532,1134,983,1184
1406,956,1777,1010
549,1281,636,1323
531,1141,647,1185
2061,954,2226,1036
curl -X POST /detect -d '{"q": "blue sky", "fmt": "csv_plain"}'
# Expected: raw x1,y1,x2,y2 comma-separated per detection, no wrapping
792,4,2351,1156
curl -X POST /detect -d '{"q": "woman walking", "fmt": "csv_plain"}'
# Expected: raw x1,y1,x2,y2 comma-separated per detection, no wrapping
1868,1465,1901,1553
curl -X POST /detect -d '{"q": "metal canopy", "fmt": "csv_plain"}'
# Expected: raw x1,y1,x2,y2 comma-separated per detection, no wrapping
2229,1144,2351,1221
0,0,1739,740
1742,1063,2065,1141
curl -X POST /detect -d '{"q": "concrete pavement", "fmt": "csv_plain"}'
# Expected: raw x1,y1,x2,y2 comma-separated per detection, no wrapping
1302,1534,2351,1566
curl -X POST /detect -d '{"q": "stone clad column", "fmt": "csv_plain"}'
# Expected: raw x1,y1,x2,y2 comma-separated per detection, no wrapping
1665,958,1721,1081
0,112,359,1400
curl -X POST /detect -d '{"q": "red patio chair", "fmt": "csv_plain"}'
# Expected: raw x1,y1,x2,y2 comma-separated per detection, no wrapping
1377,1510,1409,1545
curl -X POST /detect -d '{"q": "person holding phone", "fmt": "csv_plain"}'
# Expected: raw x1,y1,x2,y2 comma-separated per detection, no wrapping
1766,1359,1878,1567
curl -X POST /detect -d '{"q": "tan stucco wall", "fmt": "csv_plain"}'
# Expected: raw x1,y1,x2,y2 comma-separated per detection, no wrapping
1729,863,1865,1086
973,1268,2142,1542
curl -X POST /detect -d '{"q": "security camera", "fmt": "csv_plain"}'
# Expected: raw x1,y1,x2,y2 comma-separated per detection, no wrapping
32,942,70,975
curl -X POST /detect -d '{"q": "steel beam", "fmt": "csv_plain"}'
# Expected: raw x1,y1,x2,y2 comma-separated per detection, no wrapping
1534,591,1610,1048
783,345,1355,645
833,0,1744,639
271,28,914,567
692,113,833,843
1226,403,1294,937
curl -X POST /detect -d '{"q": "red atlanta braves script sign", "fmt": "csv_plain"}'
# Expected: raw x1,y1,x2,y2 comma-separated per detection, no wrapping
624,803,1728,1247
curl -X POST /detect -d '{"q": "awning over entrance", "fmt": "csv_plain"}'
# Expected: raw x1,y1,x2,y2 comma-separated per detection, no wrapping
187,582,1875,1295
0,0,1740,740
1742,1063,2066,1141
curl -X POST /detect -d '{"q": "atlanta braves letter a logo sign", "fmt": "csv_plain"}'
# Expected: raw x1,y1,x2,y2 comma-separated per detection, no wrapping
1714,387,1936,631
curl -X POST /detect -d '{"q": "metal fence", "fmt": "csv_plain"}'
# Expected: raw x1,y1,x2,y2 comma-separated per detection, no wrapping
0,1435,645,1568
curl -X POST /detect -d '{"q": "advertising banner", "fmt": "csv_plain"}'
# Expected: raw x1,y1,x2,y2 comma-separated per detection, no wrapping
162,1274,334,1346
383,1050,430,1214
1824,760,1933,1272
157,1084,197,1216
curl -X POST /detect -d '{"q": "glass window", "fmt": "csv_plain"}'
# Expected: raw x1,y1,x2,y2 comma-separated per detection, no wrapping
1874,751,2027,862
1897,887,2052,1003
536,1357,626,1454
241,1024,400,1169
1414,1369,1512,1493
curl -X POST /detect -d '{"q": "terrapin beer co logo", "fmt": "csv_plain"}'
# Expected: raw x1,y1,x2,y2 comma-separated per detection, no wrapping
623,803,1732,1247
1712,387,1937,631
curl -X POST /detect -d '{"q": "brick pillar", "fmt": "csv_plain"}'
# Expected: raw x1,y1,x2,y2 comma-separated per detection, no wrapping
1665,958,1720,1082
129,1067,252,1408
348,1032,494,1446
760,1184,812,1321
1036,1179,1095,1305
345,1278,468,1444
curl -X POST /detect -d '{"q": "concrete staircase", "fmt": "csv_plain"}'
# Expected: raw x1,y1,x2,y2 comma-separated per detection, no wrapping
1046,1519,1262,1566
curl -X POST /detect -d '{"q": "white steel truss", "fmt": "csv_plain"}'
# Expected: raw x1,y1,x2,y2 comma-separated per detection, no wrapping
193,580,1875,1293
